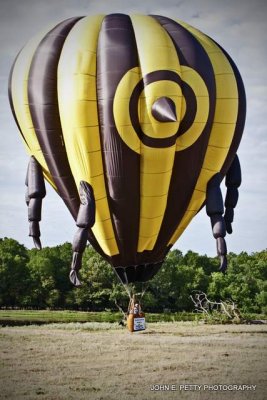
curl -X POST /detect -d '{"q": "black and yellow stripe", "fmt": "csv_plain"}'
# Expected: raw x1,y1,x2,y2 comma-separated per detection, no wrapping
9,14,246,283
28,17,82,218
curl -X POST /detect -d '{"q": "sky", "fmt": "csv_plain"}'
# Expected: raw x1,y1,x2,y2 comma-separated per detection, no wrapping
0,0,266,257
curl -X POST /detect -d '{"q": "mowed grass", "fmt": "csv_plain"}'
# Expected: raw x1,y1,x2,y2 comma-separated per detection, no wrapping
0,322,266,400
0,309,122,324
0,310,206,325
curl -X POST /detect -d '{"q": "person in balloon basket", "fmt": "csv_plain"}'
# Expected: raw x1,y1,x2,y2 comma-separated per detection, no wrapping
133,301,144,318
127,299,145,331
129,300,140,316
133,302,140,316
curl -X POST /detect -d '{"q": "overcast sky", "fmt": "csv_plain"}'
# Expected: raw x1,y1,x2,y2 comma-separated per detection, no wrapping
0,0,266,257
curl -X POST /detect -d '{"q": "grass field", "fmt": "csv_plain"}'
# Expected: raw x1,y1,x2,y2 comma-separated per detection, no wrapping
0,309,265,326
0,309,207,325
0,321,266,400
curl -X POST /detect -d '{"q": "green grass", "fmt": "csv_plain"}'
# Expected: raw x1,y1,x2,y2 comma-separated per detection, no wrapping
0,310,204,326
0,309,202,325
0,309,265,326
0,310,121,325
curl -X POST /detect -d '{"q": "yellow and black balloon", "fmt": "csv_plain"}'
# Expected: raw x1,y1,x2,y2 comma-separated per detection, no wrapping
9,14,246,285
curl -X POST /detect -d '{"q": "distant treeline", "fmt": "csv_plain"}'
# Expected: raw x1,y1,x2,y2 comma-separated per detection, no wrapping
0,238,266,313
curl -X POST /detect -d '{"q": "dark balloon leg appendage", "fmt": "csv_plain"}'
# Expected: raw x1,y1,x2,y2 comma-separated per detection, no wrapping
224,155,241,234
70,228,88,287
206,173,227,273
70,182,95,287
25,156,46,249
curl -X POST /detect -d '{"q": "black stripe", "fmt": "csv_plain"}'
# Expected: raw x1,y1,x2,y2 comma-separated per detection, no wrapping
96,14,140,266
28,17,82,218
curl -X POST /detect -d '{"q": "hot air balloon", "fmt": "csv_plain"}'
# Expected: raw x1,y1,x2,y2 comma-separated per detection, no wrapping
9,14,246,288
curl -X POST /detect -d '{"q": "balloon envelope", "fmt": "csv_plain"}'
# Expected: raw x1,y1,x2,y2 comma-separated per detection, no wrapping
9,14,246,283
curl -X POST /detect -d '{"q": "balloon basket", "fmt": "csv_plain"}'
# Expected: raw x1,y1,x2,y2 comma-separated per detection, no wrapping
127,313,146,332
126,295,146,332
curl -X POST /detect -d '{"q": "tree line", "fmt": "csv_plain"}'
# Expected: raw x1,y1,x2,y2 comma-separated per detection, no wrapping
0,237,266,314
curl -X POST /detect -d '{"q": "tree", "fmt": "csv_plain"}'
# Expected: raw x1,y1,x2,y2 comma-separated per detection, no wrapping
27,243,74,308
0,238,30,307
146,250,210,312
0,237,266,314
207,250,267,313
27,249,58,308
71,246,123,310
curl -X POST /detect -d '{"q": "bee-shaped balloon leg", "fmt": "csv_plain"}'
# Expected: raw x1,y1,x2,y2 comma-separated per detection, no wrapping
224,155,242,234
206,154,241,273
70,182,95,287
25,156,46,250
206,173,227,272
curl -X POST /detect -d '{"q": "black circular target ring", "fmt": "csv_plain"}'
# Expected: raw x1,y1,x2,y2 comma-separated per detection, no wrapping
129,70,197,148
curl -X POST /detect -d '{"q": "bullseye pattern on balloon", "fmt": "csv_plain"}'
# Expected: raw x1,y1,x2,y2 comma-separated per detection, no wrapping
113,66,209,152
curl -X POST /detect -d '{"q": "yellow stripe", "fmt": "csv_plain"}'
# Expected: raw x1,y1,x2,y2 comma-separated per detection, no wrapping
130,15,181,251
169,20,239,245
176,65,209,150
11,26,55,188
57,15,119,257
113,67,141,153
139,144,176,250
